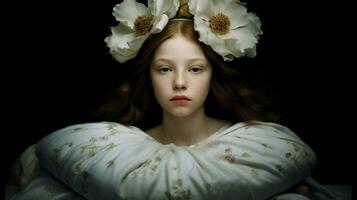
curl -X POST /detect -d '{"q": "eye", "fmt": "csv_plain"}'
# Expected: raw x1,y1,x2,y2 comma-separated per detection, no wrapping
189,66,203,73
158,66,173,73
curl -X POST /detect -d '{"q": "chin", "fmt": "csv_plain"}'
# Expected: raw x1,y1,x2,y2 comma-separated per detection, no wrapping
167,107,194,118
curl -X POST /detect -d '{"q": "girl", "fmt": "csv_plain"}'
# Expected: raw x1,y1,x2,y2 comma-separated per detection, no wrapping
8,0,338,199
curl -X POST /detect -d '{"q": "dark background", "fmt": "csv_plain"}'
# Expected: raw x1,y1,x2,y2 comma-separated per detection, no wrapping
3,0,355,186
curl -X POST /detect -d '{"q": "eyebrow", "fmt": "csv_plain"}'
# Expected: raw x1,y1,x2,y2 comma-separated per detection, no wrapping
152,58,208,64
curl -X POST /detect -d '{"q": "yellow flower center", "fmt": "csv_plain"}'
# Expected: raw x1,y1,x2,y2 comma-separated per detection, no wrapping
209,13,230,35
134,15,152,36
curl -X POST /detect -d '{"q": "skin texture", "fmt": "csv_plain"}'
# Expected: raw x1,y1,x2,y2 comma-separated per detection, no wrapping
150,36,212,119
148,35,228,146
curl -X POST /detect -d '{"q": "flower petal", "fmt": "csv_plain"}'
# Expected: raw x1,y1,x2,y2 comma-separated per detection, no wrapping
246,13,263,37
188,0,213,20
194,18,234,61
113,0,151,29
150,14,169,34
127,35,149,53
224,38,245,58
211,39,235,61
209,0,226,13
191,0,262,60
245,47,257,58
224,28,258,56
225,1,249,29
110,36,148,63
148,0,180,18
193,16,212,43
105,23,136,49
105,23,149,63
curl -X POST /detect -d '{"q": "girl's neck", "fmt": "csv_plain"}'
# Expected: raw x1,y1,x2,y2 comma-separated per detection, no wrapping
156,111,228,146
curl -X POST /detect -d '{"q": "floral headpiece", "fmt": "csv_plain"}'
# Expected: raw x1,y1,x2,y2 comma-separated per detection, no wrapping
105,0,262,63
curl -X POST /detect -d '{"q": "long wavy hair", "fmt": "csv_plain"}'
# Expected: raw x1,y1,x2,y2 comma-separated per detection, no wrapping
96,20,280,130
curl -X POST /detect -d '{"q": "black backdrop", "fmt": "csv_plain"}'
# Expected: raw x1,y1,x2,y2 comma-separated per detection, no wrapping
3,0,355,186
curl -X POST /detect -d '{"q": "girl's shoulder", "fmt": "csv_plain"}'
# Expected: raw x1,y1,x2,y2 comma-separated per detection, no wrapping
52,121,131,132
43,121,142,138
226,120,299,138
36,121,146,150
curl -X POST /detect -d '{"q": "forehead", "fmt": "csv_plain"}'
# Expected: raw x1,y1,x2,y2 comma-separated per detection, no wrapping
153,36,207,61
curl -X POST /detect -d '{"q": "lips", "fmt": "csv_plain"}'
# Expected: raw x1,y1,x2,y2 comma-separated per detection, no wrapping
170,95,191,101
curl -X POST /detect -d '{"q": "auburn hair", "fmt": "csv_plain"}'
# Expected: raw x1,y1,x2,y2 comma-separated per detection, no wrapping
96,20,280,130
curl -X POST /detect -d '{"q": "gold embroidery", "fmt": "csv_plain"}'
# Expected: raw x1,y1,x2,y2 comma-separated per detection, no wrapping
150,164,158,171
223,155,235,163
155,156,161,162
73,163,82,174
107,122,119,134
89,137,96,142
100,135,110,140
285,151,303,166
89,133,116,142
224,148,232,153
150,157,163,175
165,179,191,200
64,141,73,147
105,143,117,150
220,147,235,163
261,143,273,149
52,141,73,169
80,143,98,157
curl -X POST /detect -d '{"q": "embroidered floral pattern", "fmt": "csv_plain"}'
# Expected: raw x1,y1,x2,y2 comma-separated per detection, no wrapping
220,147,235,163
73,162,82,174
165,179,191,200
34,121,316,200
106,159,115,169
261,143,273,150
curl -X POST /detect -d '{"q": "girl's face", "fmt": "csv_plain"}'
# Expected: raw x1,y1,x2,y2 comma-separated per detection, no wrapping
150,35,212,118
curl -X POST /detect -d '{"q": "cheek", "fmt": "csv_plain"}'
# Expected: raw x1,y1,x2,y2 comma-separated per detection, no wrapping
193,78,211,96
157,79,167,90
152,78,169,98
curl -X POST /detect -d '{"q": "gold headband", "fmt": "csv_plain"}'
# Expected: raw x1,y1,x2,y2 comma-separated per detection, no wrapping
170,18,193,22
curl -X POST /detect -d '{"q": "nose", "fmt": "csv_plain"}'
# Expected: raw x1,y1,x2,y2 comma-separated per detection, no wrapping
173,71,187,91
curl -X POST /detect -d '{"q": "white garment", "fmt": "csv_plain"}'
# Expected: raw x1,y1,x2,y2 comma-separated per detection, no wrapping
11,121,319,200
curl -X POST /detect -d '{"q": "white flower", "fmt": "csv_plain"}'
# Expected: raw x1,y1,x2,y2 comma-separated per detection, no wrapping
188,0,263,61
105,0,180,63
